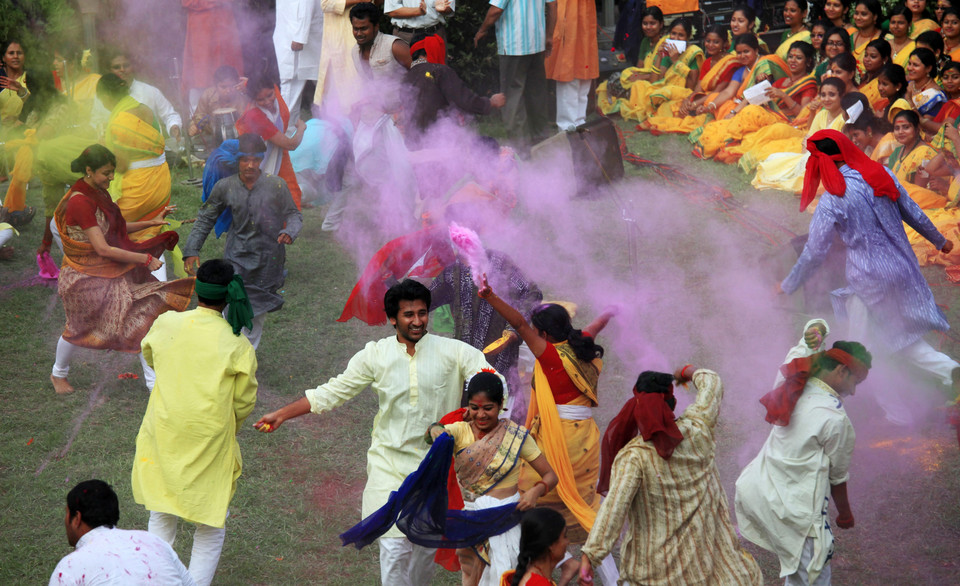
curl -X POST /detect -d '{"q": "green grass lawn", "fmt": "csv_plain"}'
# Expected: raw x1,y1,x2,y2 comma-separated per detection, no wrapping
1,119,959,585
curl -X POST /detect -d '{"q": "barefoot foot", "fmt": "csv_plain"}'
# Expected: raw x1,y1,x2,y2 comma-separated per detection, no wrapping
51,375,75,394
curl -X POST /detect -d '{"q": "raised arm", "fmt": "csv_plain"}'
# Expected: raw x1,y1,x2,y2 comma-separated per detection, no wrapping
478,273,547,357
583,306,618,337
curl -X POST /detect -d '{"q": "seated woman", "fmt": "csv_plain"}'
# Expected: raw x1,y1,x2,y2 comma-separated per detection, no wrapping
478,278,617,585
752,76,849,192
851,0,885,70
830,51,861,94
698,34,787,121
860,38,892,108
874,62,911,117
623,6,667,79
599,17,703,122
694,41,817,161
942,8,960,61
886,6,917,67
816,27,853,80
937,0,954,22
908,0,942,37
906,47,948,135
428,372,558,586
819,0,853,32
776,0,812,60
729,4,770,53
640,26,736,133
500,508,567,586
50,144,193,395
848,109,888,158
888,109,950,207
915,29,947,66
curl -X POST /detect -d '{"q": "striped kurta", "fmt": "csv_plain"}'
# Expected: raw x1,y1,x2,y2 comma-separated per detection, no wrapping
781,166,949,353
490,0,555,56
581,370,763,585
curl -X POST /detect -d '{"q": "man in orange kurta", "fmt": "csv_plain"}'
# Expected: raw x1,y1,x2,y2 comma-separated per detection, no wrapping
182,0,244,110
544,0,598,131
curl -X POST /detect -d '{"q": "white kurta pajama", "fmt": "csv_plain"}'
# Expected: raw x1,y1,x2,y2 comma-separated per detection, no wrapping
304,332,490,584
274,0,324,125
735,378,856,583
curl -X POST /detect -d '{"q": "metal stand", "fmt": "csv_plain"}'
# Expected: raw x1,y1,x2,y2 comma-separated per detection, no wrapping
170,57,202,186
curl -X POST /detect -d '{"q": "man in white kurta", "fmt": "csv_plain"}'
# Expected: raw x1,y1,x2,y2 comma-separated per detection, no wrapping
735,343,868,585
275,0,324,125
314,0,365,115
51,479,196,586
132,260,258,586
256,279,491,586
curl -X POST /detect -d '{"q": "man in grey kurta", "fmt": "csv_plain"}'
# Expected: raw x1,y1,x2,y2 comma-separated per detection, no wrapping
183,134,303,350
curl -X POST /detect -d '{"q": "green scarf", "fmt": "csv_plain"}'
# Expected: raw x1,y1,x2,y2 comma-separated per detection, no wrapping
195,274,254,335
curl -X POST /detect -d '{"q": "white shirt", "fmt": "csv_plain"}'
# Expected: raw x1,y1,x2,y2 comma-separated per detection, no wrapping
274,0,324,80
49,526,195,585
384,0,455,29
92,79,183,135
735,378,856,581
305,332,490,538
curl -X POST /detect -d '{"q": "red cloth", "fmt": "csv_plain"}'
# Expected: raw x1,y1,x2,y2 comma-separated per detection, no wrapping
410,35,446,65
597,387,683,494
65,179,179,255
537,343,585,405
235,86,302,209
181,0,244,92
935,99,960,123
434,407,467,571
801,129,900,211
760,348,869,426
337,226,454,325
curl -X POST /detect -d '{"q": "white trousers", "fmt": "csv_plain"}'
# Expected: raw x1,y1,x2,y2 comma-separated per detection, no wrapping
556,79,591,131
0,226,13,247
378,536,437,586
53,336,155,391
149,510,226,586
139,352,156,391
785,537,831,585
50,217,64,254
464,494,521,586
281,78,309,127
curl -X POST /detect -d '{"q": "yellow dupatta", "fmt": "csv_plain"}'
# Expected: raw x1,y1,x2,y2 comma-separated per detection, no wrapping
859,77,883,110
888,142,948,208
525,344,601,531
699,53,738,92
775,29,812,61
911,18,940,39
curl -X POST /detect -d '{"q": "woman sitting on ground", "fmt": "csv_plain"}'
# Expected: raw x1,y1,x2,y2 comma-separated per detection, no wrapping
887,108,950,208
887,6,917,67
860,38,892,107
777,0,812,60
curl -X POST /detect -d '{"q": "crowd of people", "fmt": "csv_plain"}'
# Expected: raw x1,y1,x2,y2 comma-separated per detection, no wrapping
3,0,960,585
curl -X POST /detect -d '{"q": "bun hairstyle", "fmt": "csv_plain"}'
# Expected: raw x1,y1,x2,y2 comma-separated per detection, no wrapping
510,508,566,586
95,72,129,102
70,144,116,174
530,304,604,363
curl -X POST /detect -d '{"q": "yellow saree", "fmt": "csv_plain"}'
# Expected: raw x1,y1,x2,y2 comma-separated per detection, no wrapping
106,96,171,241
752,109,847,193
888,143,948,208
614,46,705,122
775,29,812,61
517,343,601,540
643,53,740,134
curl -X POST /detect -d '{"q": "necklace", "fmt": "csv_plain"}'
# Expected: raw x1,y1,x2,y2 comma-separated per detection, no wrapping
412,57,428,66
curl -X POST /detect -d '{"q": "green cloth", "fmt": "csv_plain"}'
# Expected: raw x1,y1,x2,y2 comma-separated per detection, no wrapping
195,274,254,335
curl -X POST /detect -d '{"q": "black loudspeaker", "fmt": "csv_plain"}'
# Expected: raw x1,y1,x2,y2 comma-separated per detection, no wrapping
530,117,624,197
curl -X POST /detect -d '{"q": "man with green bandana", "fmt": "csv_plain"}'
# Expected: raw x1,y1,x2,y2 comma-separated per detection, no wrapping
132,259,258,586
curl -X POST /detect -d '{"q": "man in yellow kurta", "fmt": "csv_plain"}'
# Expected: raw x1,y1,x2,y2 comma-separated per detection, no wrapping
132,259,258,586
255,279,491,586
314,0,364,115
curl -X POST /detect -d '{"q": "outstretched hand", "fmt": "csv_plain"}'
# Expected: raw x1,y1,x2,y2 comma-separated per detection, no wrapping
254,411,284,433
673,364,695,385
477,273,493,298
836,513,855,529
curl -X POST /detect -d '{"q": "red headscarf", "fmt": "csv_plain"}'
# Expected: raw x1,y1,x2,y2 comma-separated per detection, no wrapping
760,347,870,426
801,129,900,212
410,34,446,65
597,384,684,495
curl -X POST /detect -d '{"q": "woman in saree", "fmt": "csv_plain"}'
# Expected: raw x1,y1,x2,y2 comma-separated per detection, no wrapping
729,5,770,52
96,73,172,279
820,0,854,32
777,0,812,61
605,18,703,122
501,508,567,586
860,39,891,107
698,34,788,121
934,60,960,121
848,109,888,158
941,8,960,61
428,371,558,586
907,0,941,37
752,77,849,192
50,144,193,395
937,0,954,21
625,6,666,77
906,47,949,134
0,40,29,117
816,27,853,79
887,7,917,67
888,109,950,207
477,277,616,583
641,26,734,133
694,41,817,161
851,0,885,70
